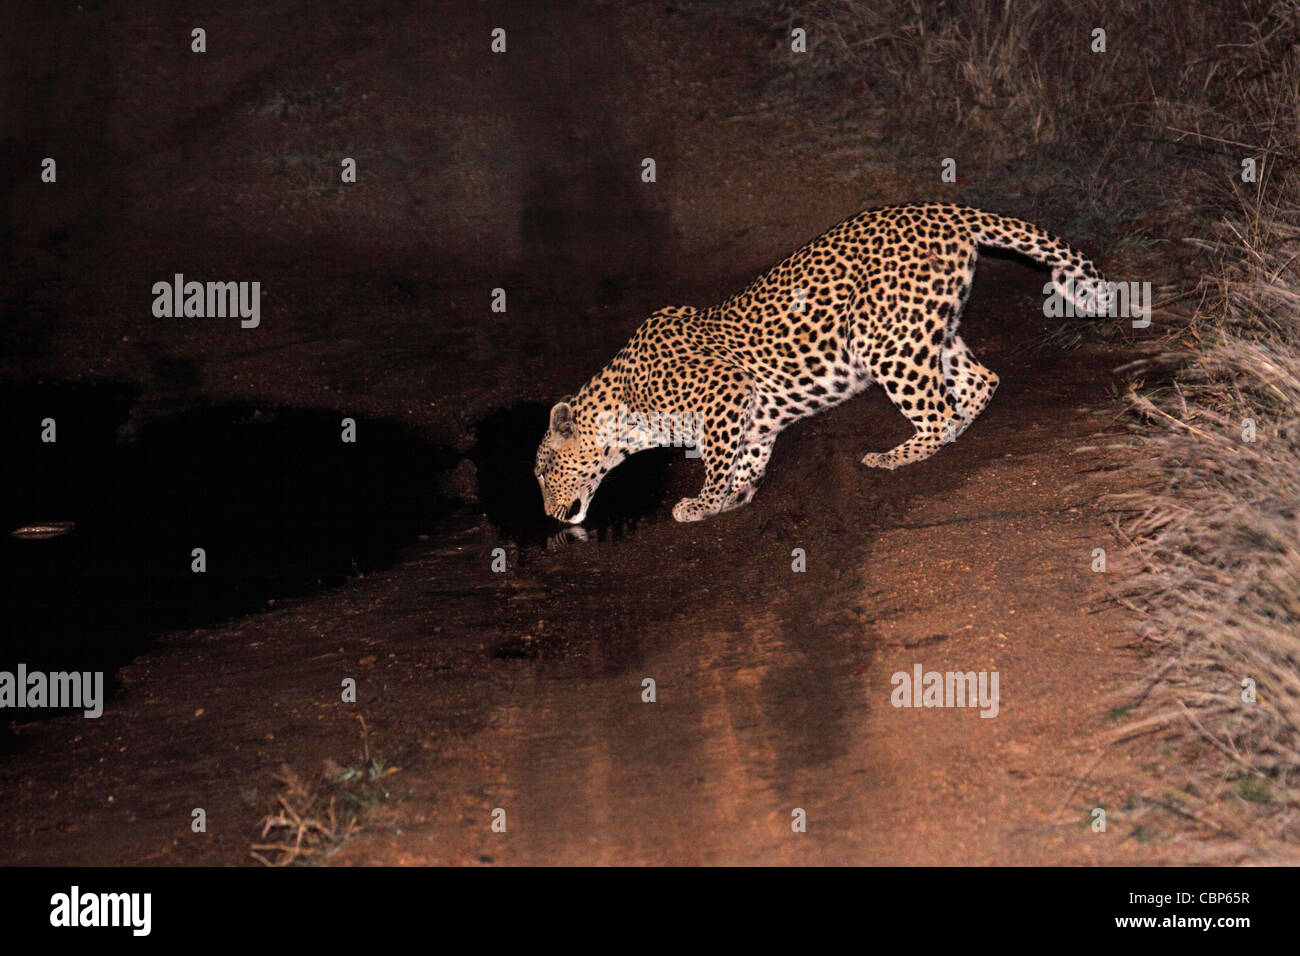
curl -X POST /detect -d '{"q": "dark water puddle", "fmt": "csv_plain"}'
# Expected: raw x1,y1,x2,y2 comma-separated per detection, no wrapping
469,401,679,553
0,383,459,729
0,386,678,741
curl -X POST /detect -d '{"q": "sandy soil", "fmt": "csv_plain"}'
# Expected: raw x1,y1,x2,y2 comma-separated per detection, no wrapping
0,0,1236,864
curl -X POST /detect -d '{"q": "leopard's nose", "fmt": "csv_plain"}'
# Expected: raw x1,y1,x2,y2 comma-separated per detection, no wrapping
564,498,582,521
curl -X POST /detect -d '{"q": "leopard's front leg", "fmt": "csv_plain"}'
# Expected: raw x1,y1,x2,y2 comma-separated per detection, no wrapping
672,444,739,521
671,364,755,522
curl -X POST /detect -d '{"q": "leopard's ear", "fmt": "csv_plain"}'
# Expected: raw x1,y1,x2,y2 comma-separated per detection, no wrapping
549,399,575,440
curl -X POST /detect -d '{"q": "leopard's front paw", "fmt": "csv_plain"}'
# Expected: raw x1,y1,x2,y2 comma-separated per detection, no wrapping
672,496,714,522
860,452,900,470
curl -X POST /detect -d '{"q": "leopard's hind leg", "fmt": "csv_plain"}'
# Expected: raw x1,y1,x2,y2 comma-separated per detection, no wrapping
860,317,965,470
942,335,999,440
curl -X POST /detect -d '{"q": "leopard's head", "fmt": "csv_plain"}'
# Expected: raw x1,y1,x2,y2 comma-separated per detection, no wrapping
534,398,622,524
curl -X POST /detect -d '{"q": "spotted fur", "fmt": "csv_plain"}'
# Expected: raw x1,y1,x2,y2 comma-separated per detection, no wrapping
535,202,1108,523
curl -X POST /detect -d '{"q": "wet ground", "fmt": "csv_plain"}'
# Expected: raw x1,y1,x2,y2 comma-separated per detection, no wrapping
1,0,1212,865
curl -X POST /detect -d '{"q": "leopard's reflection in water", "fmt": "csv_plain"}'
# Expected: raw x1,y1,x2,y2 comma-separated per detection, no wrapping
546,525,589,550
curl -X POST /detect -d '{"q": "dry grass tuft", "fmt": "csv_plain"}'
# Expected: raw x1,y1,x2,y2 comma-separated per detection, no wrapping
250,716,398,866
1117,176,1300,839
762,0,1293,242
1105,19,1300,839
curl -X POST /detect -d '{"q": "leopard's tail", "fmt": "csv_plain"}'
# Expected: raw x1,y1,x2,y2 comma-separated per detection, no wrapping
961,207,1111,316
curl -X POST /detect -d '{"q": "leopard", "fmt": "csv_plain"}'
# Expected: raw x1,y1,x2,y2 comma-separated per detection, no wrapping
535,202,1109,524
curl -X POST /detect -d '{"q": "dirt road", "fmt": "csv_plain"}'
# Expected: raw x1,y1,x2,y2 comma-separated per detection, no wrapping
2,259,1175,865
1,0,1201,865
